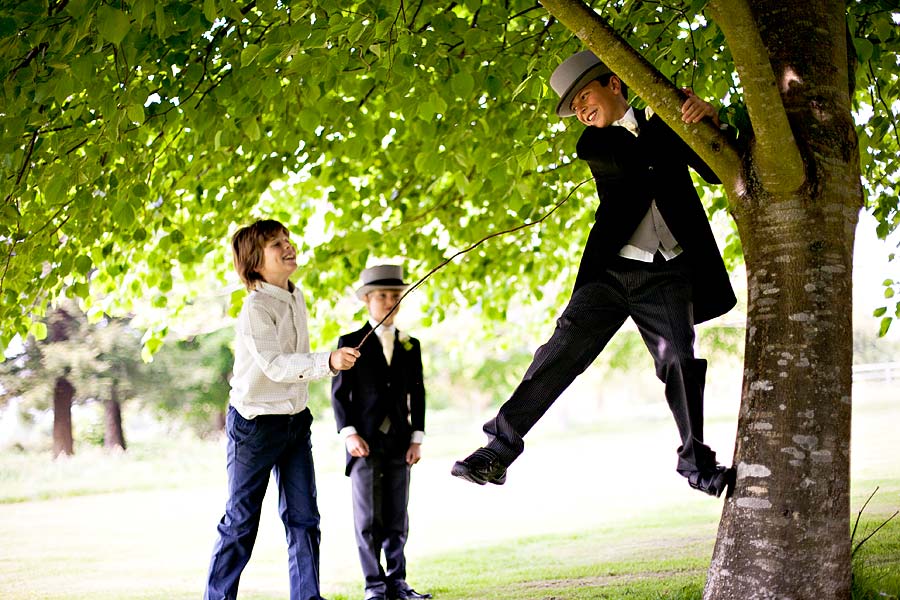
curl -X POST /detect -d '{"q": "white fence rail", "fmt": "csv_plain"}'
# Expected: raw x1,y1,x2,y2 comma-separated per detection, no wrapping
853,361,900,383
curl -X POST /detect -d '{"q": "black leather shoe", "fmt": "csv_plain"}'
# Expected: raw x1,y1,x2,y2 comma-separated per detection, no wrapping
393,589,432,599
451,447,507,485
687,465,735,498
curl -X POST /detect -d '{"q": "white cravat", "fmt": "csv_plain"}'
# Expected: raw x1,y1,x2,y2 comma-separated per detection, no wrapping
376,325,395,365
612,106,640,137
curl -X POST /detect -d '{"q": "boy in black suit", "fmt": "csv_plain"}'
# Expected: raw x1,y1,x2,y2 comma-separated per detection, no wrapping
452,50,737,498
332,265,431,600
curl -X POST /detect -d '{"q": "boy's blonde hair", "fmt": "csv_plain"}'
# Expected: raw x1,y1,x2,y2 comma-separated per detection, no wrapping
231,219,291,291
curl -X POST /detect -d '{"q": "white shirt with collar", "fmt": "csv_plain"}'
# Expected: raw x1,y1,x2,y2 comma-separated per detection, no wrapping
229,281,334,419
338,319,425,446
612,107,684,263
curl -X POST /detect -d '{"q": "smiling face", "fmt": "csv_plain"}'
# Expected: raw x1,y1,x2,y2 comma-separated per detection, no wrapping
257,231,297,289
365,289,403,327
570,77,629,128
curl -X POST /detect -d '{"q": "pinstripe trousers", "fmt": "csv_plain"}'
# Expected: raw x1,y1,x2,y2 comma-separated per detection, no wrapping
483,254,718,475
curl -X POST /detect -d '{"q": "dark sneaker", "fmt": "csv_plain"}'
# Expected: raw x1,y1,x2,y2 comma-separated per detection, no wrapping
686,465,735,498
451,447,508,485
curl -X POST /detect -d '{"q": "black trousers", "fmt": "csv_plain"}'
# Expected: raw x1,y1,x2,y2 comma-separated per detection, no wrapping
349,433,411,599
484,255,717,474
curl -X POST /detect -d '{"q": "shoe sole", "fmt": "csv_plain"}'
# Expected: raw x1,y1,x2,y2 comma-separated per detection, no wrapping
450,462,506,485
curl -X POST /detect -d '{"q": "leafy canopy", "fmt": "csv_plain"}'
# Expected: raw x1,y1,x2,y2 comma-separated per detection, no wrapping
2,0,898,353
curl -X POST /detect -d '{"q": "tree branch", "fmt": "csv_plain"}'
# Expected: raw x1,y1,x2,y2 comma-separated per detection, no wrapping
538,0,743,199
9,42,49,78
16,131,40,185
707,0,805,194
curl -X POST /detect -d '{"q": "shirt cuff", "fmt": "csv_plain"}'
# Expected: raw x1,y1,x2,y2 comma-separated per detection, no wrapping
339,426,358,438
410,430,424,444
314,351,336,378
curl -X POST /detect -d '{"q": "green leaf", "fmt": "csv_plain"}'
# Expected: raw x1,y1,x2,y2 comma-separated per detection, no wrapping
75,255,94,275
242,118,260,141
873,306,887,317
155,3,167,39
512,75,532,101
126,103,145,124
229,289,245,318
299,108,320,133
141,335,164,362
222,0,244,21
878,316,892,338
70,55,95,83
241,44,260,66
203,0,217,22
454,172,468,195
854,37,874,63
451,71,475,99
30,321,48,341
132,182,150,197
43,176,69,204
97,6,132,44
0,17,16,37
72,282,90,299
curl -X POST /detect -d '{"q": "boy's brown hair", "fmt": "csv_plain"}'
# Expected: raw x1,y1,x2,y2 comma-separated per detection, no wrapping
231,219,290,291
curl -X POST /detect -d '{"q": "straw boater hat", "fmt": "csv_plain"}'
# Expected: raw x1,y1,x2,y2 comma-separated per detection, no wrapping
355,264,409,300
550,50,612,118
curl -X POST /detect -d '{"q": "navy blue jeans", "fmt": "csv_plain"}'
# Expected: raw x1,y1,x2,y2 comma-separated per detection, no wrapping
205,406,323,600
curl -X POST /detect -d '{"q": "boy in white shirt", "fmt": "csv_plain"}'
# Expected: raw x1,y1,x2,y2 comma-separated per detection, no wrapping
205,219,359,600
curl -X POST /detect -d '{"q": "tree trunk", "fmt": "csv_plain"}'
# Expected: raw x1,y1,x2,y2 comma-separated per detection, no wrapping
52,376,75,458
104,380,127,452
704,1,861,598
214,409,226,433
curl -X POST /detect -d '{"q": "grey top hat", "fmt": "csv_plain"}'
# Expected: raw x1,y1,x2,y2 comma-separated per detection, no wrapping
550,50,612,118
355,264,409,300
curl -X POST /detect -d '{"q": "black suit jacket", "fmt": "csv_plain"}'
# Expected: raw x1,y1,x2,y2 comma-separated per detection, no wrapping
574,109,737,324
331,323,426,475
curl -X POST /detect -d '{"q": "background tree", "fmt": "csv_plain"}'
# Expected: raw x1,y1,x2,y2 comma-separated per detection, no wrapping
84,315,146,450
2,0,898,597
0,302,145,454
1,303,86,456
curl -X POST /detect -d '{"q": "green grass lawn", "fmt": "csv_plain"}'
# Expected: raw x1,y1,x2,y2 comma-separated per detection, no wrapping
1,384,898,600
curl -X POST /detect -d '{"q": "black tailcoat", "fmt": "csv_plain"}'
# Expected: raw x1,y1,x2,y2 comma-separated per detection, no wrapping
573,109,736,323
331,323,426,476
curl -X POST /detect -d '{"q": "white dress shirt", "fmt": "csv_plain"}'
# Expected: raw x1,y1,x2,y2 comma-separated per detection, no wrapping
612,107,683,263
229,282,334,419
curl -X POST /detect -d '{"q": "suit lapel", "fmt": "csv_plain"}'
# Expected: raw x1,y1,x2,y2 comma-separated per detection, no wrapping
358,323,386,370
389,329,403,372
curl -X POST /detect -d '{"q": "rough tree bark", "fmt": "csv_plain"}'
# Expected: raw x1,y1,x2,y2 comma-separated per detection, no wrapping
539,0,862,598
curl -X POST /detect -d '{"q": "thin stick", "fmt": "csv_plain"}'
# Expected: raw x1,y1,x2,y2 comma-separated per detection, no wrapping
852,510,899,557
851,486,879,545
355,177,593,350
